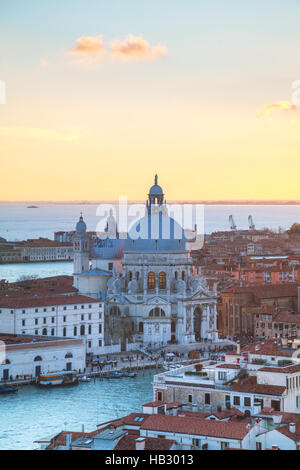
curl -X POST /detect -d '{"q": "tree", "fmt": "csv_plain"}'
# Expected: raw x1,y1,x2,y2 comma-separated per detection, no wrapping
288,223,300,234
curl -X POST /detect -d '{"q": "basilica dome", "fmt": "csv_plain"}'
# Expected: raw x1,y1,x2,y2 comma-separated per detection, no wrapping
124,212,188,253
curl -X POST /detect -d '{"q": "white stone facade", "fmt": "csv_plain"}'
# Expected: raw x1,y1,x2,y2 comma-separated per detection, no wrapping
0,336,85,381
0,296,104,356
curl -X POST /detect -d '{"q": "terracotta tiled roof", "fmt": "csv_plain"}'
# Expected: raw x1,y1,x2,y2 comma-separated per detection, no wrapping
143,401,182,409
231,376,286,396
259,364,300,374
114,435,175,451
0,275,77,297
276,424,300,442
16,238,72,247
216,364,241,369
122,413,150,426
223,283,300,299
239,340,295,358
143,401,165,407
0,294,99,309
140,414,253,439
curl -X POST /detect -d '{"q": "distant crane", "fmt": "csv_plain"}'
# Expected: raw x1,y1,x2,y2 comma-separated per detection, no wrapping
229,215,237,231
248,215,255,231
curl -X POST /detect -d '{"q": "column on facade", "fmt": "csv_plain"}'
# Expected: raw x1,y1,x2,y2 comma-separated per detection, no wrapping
166,270,171,294
143,267,148,295
201,303,209,339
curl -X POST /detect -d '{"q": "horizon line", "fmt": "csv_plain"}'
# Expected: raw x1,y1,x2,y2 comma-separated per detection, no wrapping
1,199,300,205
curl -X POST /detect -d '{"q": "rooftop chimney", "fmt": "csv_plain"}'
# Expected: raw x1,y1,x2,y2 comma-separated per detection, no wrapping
289,423,296,434
172,406,178,416
65,433,72,451
136,438,146,451
272,415,282,425
253,401,262,414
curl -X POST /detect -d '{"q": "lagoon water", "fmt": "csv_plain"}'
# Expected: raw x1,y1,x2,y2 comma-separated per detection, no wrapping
0,261,73,283
1,203,300,242
0,370,156,450
1,202,300,283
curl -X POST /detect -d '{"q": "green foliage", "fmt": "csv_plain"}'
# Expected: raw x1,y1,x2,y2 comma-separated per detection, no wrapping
185,370,207,376
277,360,293,367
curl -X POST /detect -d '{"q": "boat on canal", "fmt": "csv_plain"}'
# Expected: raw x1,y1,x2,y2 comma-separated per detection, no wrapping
37,371,79,387
103,371,124,379
122,371,137,378
0,384,18,395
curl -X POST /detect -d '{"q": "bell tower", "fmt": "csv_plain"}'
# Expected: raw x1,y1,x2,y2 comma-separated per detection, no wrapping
73,213,90,275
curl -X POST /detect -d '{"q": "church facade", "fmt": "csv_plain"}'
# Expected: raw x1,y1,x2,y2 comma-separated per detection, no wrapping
73,177,218,350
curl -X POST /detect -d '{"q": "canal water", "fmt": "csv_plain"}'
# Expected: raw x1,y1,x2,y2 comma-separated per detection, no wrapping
0,370,155,450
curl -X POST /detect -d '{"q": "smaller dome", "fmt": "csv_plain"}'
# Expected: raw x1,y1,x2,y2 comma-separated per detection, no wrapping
149,174,163,196
76,215,87,232
149,184,163,196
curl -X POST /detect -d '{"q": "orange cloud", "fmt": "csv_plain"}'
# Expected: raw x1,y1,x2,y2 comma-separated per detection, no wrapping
257,100,297,117
68,35,107,65
68,34,167,66
110,35,167,61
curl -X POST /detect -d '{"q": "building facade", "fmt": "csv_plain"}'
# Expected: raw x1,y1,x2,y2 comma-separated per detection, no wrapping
0,295,104,355
73,177,218,349
0,334,85,381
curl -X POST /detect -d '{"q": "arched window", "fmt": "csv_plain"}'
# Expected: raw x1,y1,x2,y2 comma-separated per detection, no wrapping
80,325,85,336
174,271,178,280
110,306,121,316
148,272,155,289
139,322,144,333
42,328,47,336
63,327,67,337
159,272,166,289
193,307,202,340
74,326,77,336
182,271,186,280
65,352,73,358
128,271,133,281
88,325,92,335
34,356,42,362
136,271,140,281
149,308,166,317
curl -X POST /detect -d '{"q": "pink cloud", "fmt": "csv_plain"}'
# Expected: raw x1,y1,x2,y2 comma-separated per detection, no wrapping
110,35,167,61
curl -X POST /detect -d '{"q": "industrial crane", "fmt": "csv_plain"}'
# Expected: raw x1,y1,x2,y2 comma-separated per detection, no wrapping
229,215,237,231
248,215,255,231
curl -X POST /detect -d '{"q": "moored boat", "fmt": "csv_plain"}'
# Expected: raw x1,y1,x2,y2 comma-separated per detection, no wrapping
37,371,78,387
0,385,18,395
78,375,91,382
122,371,137,378
103,371,124,379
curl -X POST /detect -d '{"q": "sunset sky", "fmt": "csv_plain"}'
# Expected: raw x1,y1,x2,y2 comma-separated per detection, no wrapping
1,0,300,201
